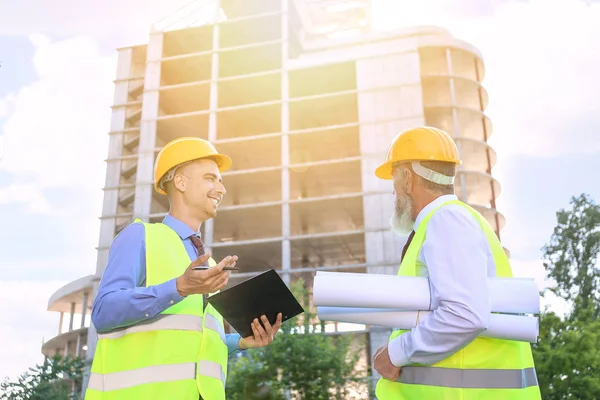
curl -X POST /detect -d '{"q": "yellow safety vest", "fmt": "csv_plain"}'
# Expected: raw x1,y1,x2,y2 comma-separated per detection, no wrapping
85,220,229,400
376,200,542,400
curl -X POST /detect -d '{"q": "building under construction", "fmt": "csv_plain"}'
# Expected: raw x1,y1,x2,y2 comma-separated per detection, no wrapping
42,0,504,395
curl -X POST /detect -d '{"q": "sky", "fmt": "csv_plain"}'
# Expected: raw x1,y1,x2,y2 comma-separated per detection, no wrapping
0,0,599,382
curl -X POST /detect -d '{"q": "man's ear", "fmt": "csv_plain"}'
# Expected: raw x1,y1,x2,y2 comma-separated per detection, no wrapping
173,174,186,193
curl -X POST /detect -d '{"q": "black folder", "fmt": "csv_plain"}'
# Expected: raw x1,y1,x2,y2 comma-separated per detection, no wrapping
206,269,305,338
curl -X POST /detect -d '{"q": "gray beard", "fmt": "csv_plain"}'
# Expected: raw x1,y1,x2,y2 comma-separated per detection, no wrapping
390,194,414,236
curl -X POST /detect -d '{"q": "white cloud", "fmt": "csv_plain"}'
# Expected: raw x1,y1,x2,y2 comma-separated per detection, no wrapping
0,183,51,214
0,280,68,381
372,0,600,159
0,92,17,118
28,32,51,49
0,33,115,211
467,0,600,159
0,0,191,44
0,33,114,381
0,248,97,282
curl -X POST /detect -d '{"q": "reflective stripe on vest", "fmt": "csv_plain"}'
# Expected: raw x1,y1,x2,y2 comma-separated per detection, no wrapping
97,313,225,343
87,360,225,392
199,360,226,385
97,314,203,340
205,313,226,343
398,366,539,389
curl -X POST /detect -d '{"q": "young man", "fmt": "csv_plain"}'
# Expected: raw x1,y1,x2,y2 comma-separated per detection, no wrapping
86,137,282,400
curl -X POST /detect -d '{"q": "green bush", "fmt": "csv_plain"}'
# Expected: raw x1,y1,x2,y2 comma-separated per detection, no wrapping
226,279,370,400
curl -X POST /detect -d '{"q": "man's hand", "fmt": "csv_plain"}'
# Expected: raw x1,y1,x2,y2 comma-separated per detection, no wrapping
175,252,238,297
238,313,283,350
372,343,386,363
372,344,401,381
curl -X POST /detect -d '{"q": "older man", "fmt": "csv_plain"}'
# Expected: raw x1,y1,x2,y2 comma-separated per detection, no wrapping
372,127,541,400
86,137,282,400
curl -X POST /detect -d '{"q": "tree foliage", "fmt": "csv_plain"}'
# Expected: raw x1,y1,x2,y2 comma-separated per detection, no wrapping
226,279,370,400
542,193,600,317
532,193,600,399
0,355,85,400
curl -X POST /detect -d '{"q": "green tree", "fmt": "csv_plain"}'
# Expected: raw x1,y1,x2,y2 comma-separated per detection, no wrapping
542,193,600,317
226,279,370,400
532,193,600,399
0,355,85,400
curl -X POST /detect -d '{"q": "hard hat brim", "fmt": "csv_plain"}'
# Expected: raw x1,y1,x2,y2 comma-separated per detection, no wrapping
375,161,394,180
212,153,233,173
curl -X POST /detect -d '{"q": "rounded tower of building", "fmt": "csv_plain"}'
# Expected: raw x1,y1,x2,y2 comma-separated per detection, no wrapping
418,37,504,237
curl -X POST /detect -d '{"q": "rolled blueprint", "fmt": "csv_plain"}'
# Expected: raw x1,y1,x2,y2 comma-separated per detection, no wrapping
313,271,540,314
317,307,539,343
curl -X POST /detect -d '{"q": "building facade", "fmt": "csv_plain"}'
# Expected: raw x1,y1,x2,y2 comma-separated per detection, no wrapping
43,0,503,395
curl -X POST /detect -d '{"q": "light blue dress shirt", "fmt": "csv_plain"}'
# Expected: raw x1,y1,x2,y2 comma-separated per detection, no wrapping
91,214,242,356
387,194,493,366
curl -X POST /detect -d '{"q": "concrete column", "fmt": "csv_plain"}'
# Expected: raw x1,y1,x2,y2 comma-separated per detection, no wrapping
76,334,82,358
81,292,89,329
280,0,291,285
115,48,133,81
58,312,64,335
106,47,131,189
133,32,163,221
134,32,162,221
68,302,75,332
205,6,221,250
97,46,132,285
83,45,136,394
209,15,220,142
282,6,292,399
133,120,158,221
206,3,221,254
281,120,290,285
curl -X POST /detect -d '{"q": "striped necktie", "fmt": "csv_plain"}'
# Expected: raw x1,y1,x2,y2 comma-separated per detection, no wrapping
189,235,209,311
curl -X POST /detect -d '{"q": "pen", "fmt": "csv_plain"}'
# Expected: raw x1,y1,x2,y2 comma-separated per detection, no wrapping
193,266,240,271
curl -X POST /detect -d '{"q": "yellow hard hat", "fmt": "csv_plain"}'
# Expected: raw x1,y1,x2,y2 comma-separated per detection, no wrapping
374,126,462,180
153,137,232,195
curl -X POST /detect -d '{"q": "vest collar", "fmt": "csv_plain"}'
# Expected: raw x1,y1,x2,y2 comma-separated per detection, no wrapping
413,194,458,232
162,214,201,240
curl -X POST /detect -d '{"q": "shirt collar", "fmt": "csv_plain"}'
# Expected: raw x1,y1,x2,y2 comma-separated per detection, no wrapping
413,194,458,232
162,214,201,240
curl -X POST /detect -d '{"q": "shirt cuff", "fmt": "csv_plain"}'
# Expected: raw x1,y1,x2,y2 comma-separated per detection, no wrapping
226,333,242,355
387,332,412,367
155,278,185,312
